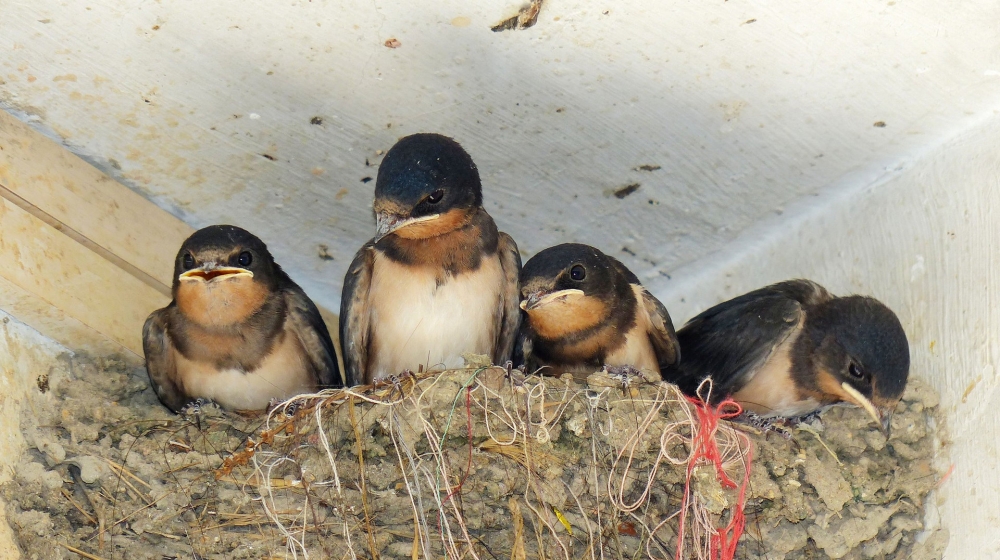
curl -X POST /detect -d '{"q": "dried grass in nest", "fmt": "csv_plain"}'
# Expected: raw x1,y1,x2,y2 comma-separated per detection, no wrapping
234,364,753,559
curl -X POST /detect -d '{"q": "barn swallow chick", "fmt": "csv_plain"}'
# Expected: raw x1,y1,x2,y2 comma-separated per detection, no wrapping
664,279,909,433
516,243,679,379
340,133,521,385
143,225,341,412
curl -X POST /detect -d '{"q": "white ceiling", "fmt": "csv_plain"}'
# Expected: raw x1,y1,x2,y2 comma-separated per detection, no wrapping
2,0,999,311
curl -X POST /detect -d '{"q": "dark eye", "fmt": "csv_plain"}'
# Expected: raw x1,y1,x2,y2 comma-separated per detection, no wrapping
237,251,253,267
848,362,864,379
570,265,586,281
182,253,196,270
426,189,445,204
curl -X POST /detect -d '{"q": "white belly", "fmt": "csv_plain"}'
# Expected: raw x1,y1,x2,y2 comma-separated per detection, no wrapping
368,254,503,380
175,330,315,410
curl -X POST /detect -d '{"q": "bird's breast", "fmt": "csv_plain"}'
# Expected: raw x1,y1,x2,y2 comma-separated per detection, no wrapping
367,252,504,381
172,325,316,410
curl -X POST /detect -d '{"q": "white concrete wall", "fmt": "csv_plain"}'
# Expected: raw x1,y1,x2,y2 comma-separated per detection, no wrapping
652,108,1000,558
2,0,999,314
3,1,1000,557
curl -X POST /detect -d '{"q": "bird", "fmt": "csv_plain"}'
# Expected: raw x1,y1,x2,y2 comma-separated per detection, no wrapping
516,243,680,379
142,225,341,412
664,279,909,432
340,133,521,385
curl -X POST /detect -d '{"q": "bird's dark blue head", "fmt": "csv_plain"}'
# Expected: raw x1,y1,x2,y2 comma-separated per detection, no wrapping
520,243,639,306
172,225,282,328
807,295,910,431
173,225,278,288
372,133,483,242
518,242,639,339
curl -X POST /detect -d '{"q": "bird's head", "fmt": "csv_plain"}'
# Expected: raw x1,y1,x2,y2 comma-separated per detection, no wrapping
371,133,483,244
519,243,635,339
807,295,910,434
172,225,279,328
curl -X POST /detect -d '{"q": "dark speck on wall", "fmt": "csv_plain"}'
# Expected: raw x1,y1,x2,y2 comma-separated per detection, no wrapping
361,176,373,183
261,154,276,161
613,183,641,199
310,116,323,125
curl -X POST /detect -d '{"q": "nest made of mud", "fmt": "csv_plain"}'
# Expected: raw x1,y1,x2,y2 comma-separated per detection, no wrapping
5,355,948,559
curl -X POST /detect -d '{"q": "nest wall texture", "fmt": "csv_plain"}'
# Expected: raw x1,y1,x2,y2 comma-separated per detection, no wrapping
4,355,947,559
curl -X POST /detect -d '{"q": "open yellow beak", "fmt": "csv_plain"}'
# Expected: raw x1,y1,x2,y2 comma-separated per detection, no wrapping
519,289,585,311
179,266,253,282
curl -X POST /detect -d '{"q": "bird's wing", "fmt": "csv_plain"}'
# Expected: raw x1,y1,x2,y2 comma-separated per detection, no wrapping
512,319,533,369
340,243,375,386
666,289,803,400
283,285,342,388
636,287,681,370
142,308,187,413
493,232,523,366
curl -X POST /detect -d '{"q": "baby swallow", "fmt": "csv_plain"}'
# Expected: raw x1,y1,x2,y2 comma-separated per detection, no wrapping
143,225,341,412
340,133,521,385
664,279,909,432
516,243,680,379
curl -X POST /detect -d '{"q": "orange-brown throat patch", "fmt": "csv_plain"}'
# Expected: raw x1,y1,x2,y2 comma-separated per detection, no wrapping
526,293,608,340
176,276,270,328
393,207,473,240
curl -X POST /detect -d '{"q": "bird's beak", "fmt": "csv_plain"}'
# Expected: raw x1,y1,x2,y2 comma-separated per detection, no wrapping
878,407,894,437
519,289,585,311
374,211,441,243
840,381,888,434
179,263,253,282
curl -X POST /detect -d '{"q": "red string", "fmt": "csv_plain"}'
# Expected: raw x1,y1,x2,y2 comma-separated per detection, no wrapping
443,386,475,504
676,395,753,560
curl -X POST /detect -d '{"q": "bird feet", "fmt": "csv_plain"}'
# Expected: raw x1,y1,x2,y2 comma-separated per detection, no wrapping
732,411,794,439
603,365,646,392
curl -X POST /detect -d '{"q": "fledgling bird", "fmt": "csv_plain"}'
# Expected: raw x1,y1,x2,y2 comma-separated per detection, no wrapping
516,243,680,379
340,133,521,385
664,279,909,432
143,225,341,412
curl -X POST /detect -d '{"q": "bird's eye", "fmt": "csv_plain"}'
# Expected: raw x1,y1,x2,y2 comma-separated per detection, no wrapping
848,362,864,379
182,253,196,270
570,265,586,281
426,189,445,204
237,251,253,267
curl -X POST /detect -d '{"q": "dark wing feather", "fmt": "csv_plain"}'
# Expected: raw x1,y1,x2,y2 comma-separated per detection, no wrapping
340,243,375,386
637,287,681,370
664,287,804,401
282,284,342,388
511,315,532,369
493,232,522,366
142,308,187,413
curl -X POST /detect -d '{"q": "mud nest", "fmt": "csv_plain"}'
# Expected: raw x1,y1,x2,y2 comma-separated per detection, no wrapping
5,354,948,559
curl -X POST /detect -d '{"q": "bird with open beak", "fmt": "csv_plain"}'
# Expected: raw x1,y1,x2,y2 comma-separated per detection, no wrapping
516,243,680,379
663,279,909,433
340,133,521,385
142,225,341,412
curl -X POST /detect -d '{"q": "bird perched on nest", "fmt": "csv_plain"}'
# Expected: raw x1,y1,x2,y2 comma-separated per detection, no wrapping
663,279,909,433
143,225,341,412
516,243,680,379
340,133,521,385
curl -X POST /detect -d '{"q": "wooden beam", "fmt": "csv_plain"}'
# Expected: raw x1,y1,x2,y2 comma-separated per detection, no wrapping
0,196,168,355
0,109,343,371
0,110,191,294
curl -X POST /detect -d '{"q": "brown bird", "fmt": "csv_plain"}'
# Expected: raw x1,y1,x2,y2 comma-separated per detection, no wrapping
143,225,341,412
340,133,521,385
663,279,909,432
516,243,680,379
